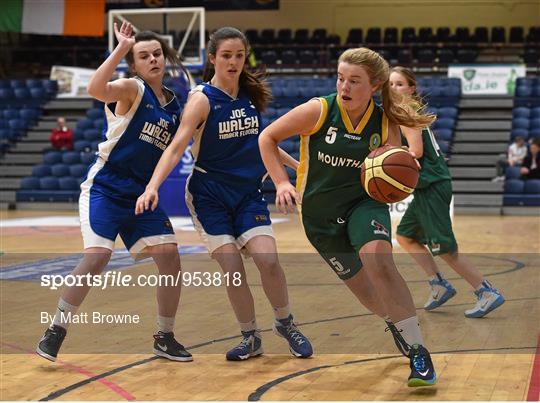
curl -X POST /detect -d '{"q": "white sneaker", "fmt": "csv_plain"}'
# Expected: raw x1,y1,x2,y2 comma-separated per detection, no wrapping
464,284,505,318
424,278,457,311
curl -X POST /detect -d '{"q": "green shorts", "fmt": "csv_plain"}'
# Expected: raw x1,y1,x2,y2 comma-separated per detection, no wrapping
396,180,457,256
302,198,392,280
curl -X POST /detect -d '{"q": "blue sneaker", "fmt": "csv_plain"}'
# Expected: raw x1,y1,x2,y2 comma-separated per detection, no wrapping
226,330,263,361
464,283,505,318
408,344,436,387
424,277,457,311
273,315,313,358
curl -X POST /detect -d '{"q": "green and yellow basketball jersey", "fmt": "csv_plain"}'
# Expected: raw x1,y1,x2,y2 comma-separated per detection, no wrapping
402,127,451,189
297,94,389,217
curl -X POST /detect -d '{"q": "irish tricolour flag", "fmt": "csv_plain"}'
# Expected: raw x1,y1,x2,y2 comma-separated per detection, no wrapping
1,0,105,36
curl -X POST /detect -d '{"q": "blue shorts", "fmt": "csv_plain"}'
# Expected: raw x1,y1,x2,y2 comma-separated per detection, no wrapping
80,162,176,256
185,171,273,253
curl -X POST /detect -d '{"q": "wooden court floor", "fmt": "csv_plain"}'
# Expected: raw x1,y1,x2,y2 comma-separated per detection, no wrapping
1,209,539,401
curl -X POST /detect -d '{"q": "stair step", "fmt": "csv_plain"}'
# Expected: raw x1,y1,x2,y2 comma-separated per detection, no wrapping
0,190,17,203
12,142,50,153
452,180,503,193
458,110,512,120
448,154,500,166
0,165,33,177
459,98,514,108
449,167,497,178
454,194,503,207
454,131,510,142
25,131,52,141
452,143,508,153
456,121,511,130
0,154,43,164
44,99,94,110
0,178,21,189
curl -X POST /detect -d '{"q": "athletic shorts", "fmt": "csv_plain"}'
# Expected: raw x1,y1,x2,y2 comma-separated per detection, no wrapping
302,198,391,280
396,179,457,256
185,171,273,254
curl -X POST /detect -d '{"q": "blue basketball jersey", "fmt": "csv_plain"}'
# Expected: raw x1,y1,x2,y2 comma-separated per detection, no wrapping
190,83,266,189
88,77,181,199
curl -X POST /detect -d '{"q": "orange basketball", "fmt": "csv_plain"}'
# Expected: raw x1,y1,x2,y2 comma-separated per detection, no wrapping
360,145,419,203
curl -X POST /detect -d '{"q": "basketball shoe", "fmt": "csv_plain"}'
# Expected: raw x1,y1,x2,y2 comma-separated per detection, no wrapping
226,330,263,361
273,314,313,358
424,276,457,311
153,331,193,361
408,344,437,387
36,325,67,362
464,281,505,318
385,321,411,357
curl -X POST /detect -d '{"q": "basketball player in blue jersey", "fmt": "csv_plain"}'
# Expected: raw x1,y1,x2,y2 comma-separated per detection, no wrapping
36,22,192,363
136,27,313,361
390,67,505,317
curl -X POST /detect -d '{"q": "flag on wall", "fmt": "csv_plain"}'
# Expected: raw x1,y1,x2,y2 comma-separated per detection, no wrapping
0,0,105,36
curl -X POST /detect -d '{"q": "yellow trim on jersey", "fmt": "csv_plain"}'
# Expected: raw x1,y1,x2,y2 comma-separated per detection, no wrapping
381,112,389,145
295,135,311,212
337,97,374,134
306,97,328,136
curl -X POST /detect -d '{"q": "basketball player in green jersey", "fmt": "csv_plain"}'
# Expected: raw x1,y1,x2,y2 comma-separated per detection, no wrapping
260,48,437,387
390,66,505,318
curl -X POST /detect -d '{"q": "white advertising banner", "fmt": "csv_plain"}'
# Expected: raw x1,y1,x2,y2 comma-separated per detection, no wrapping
447,64,526,95
50,66,96,98
389,194,454,221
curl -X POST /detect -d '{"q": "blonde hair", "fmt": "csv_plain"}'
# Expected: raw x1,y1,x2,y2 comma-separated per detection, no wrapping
338,48,435,128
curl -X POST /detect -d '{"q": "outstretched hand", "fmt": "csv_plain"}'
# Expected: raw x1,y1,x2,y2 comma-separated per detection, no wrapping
275,182,300,214
114,21,136,49
135,187,159,215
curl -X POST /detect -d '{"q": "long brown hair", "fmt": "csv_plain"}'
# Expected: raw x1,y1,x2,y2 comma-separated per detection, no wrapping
338,48,435,128
203,27,271,112
125,31,186,78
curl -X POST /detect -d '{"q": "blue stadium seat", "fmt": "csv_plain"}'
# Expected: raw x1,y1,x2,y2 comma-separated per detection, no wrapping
40,176,60,190
513,107,530,118
84,128,102,141
69,164,88,178
14,88,31,100
20,176,40,190
43,151,62,165
0,88,14,103
76,118,95,131
74,140,91,152
442,86,461,97
524,179,540,194
10,79,26,89
91,140,101,150
531,107,540,118
86,108,104,120
62,151,80,164
530,129,540,140
530,118,540,129
29,87,46,100
516,86,532,97
512,117,529,130
4,109,19,119
80,152,96,165
437,107,458,119
44,80,58,97
511,128,529,140
59,177,80,190
20,108,39,122
433,118,455,130
94,119,104,130
435,128,453,141
26,79,43,89
505,166,522,179
51,164,70,177
32,164,52,177
504,179,525,193
437,140,450,154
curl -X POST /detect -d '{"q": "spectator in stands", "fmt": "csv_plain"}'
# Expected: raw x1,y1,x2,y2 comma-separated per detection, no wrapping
493,135,527,181
388,66,504,320
49,117,73,150
521,138,540,179
36,22,192,363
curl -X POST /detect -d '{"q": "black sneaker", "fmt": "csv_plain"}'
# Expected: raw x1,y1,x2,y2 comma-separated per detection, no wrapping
408,344,436,387
153,332,193,362
384,321,411,357
36,325,67,362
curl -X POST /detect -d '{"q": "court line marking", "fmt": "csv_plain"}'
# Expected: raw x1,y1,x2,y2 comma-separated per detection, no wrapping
1,341,136,401
247,345,537,401
27,255,534,401
526,334,540,401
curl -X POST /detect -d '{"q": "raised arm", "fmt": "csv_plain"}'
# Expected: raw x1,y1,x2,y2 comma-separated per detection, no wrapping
86,22,138,106
259,98,321,213
135,91,209,214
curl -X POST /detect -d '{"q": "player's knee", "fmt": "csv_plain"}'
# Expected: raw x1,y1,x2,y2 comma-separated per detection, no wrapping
82,250,111,274
256,254,282,277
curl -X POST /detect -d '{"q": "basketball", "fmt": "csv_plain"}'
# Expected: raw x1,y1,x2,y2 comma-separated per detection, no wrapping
360,145,419,203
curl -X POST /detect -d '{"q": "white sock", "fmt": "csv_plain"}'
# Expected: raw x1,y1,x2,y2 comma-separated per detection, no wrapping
273,304,291,321
429,272,444,282
239,319,258,333
395,316,424,347
157,315,175,333
52,298,79,330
